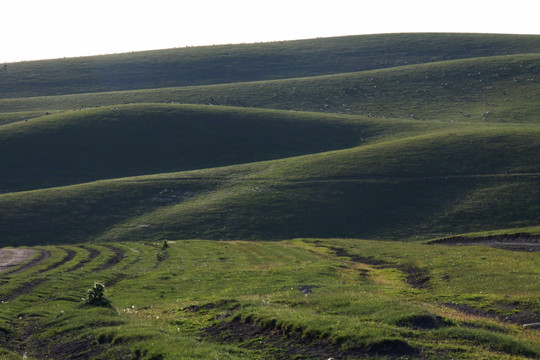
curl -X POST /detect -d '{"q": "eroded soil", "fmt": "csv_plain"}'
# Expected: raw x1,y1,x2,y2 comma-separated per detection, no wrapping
327,245,432,289
205,316,418,360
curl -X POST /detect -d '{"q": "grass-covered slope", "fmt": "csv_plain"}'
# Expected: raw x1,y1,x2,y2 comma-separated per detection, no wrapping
1,32,539,246
0,104,433,192
2,122,539,245
2,33,540,99
1,32,540,360
2,53,540,125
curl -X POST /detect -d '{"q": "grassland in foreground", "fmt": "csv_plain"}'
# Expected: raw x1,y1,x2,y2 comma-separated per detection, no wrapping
0,238,538,359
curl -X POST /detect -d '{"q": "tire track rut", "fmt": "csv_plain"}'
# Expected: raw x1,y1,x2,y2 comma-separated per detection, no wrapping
38,248,77,274
66,246,100,272
95,245,125,271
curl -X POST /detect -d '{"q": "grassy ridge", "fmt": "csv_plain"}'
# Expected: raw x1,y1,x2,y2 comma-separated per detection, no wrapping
97,125,540,242
2,123,539,245
2,53,540,124
3,33,540,99
1,33,539,245
0,104,437,192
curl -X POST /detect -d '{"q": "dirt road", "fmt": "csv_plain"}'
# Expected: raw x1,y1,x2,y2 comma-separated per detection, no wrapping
0,249,49,274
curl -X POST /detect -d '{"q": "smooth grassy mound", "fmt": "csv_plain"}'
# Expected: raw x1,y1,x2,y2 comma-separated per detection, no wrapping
1,33,540,246
0,104,429,192
2,122,539,246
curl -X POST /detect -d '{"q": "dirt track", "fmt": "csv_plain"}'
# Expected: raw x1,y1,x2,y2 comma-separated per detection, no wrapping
430,233,540,252
0,249,49,274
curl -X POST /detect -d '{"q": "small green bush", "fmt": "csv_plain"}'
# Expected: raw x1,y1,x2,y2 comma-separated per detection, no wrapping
84,282,112,307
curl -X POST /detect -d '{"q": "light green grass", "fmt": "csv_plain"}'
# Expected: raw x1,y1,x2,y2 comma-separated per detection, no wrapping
1,32,540,359
0,239,538,359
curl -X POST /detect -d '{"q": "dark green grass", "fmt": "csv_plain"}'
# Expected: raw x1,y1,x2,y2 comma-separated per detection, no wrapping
0,103,445,192
3,53,540,124
2,122,539,246
0,176,219,246
3,33,540,99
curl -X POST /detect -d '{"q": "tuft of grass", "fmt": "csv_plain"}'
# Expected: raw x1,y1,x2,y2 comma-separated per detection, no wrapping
83,283,112,308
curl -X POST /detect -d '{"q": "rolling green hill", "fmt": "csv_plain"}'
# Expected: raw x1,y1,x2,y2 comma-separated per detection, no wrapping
1,121,539,245
0,104,436,192
1,32,540,360
3,33,540,99
1,32,540,245
2,52,540,126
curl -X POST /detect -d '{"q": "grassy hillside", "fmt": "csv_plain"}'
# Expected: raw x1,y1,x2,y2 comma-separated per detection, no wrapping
0,104,437,192
0,239,538,359
2,122,539,245
1,32,539,245
1,32,540,359
2,33,540,99
2,53,540,126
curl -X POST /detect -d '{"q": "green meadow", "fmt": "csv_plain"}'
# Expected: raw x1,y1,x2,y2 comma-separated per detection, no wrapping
0,240,538,359
0,33,539,359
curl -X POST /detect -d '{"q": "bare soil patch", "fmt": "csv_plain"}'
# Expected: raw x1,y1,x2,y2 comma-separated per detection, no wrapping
396,314,453,329
43,336,107,359
96,245,125,271
328,245,390,267
328,245,432,289
0,318,116,360
183,299,240,313
0,249,50,275
445,302,540,326
1,278,50,302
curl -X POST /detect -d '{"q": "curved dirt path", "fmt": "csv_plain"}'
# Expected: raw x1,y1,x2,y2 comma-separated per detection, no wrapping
0,249,50,275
